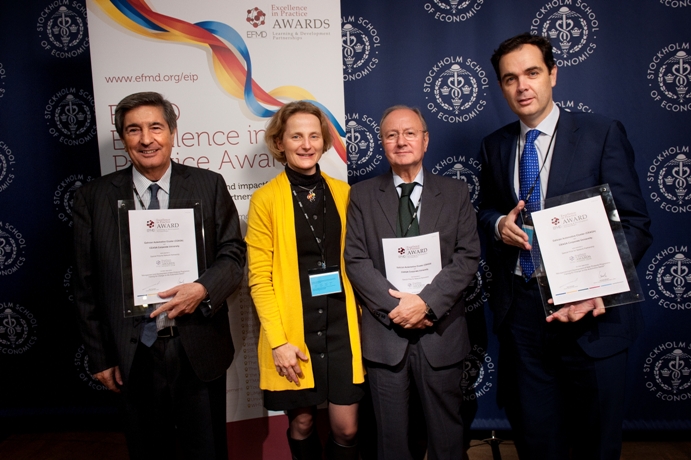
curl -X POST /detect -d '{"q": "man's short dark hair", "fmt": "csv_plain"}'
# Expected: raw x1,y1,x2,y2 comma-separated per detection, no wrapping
114,92,177,137
490,33,555,81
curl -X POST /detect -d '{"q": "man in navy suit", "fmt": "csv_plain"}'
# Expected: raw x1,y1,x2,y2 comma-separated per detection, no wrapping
73,92,246,459
345,106,480,460
479,34,652,459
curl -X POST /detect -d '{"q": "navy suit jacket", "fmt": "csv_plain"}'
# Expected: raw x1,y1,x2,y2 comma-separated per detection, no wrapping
478,111,652,358
73,162,246,383
345,168,480,368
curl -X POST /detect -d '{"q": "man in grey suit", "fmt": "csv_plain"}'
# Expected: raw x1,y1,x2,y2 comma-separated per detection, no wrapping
345,106,480,460
73,92,246,459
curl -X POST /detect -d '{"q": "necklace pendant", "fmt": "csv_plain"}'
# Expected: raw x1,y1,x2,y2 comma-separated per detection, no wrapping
306,191,316,202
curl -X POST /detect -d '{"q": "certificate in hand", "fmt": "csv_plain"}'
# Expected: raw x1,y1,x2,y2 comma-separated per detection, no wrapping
530,185,644,314
128,208,200,306
382,232,442,294
119,199,206,317
532,195,628,305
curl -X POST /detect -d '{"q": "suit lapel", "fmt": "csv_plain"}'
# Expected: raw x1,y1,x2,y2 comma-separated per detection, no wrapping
419,169,442,234
107,167,134,222
546,112,580,198
502,122,520,204
169,162,193,206
376,171,399,236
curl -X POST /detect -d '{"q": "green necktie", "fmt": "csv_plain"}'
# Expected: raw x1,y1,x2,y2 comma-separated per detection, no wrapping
397,182,419,237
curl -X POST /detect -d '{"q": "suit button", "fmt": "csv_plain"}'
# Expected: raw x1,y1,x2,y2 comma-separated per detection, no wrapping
318,309,324,314
320,353,325,358
317,331,323,337
130,338,138,344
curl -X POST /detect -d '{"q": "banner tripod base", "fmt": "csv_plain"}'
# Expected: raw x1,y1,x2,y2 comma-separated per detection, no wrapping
481,430,504,460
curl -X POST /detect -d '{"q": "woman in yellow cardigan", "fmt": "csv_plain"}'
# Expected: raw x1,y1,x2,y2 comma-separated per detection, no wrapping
246,101,364,460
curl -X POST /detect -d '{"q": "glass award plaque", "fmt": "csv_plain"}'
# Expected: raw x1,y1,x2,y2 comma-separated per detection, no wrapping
529,185,644,316
118,199,206,317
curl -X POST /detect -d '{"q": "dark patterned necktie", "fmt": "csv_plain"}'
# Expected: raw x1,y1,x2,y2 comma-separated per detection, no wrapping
141,183,161,347
397,182,419,237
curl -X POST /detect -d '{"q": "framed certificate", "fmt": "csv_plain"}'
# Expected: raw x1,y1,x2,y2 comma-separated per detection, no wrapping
118,199,206,317
382,232,442,294
530,185,644,316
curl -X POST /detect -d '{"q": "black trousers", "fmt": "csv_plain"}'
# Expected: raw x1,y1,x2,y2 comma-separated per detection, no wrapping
366,341,464,460
498,276,628,460
121,336,228,460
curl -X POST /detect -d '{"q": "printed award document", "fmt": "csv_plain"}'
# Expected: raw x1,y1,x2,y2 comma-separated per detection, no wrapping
382,232,442,294
532,195,629,305
128,208,199,306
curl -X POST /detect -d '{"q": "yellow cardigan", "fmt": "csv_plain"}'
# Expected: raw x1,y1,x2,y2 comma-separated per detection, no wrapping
246,171,364,391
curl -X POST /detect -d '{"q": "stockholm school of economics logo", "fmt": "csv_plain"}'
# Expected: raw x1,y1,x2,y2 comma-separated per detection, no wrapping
344,113,384,180
656,253,691,302
341,17,380,81
0,303,38,355
531,5,598,67
648,43,691,112
646,246,691,311
46,89,96,146
37,3,89,59
0,222,26,277
54,174,91,227
463,259,493,314
0,140,15,194
647,146,691,214
423,56,489,124
74,344,107,391
423,0,485,22
461,345,495,402
643,342,691,402
658,51,691,104
432,154,481,208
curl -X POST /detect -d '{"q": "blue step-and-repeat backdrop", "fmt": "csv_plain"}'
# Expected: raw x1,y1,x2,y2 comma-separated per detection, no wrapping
1,0,690,441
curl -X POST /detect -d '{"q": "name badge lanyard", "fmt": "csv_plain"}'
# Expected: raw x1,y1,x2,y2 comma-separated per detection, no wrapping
133,184,155,210
292,179,327,269
402,190,423,238
517,123,558,228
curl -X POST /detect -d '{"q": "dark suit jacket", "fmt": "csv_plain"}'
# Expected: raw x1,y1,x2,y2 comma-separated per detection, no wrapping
345,168,480,368
73,162,246,383
478,111,652,358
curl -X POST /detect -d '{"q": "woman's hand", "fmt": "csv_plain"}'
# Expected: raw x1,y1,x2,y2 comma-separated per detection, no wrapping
272,343,309,385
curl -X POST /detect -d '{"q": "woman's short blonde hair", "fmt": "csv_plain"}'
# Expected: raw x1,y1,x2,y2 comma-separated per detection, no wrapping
264,101,333,162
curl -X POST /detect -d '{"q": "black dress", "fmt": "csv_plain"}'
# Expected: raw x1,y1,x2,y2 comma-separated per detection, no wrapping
263,165,364,411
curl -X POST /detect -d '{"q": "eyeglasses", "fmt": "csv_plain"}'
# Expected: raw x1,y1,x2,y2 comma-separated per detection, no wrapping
382,129,427,143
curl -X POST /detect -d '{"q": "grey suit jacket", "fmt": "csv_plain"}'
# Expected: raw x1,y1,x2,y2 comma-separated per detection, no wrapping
345,168,480,368
73,162,246,383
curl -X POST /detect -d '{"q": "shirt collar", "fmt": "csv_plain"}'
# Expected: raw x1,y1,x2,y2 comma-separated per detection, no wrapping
520,103,560,138
392,167,425,188
132,161,172,197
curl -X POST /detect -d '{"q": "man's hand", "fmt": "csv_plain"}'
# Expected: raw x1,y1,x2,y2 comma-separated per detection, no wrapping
388,289,432,329
94,366,123,393
498,200,531,250
546,297,605,323
272,343,309,385
152,282,207,319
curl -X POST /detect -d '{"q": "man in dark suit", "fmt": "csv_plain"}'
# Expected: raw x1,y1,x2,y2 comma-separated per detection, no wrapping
73,92,246,459
345,106,480,460
478,34,652,459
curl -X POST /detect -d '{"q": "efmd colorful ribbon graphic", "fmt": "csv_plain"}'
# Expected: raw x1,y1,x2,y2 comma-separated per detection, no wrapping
94,0,347,162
